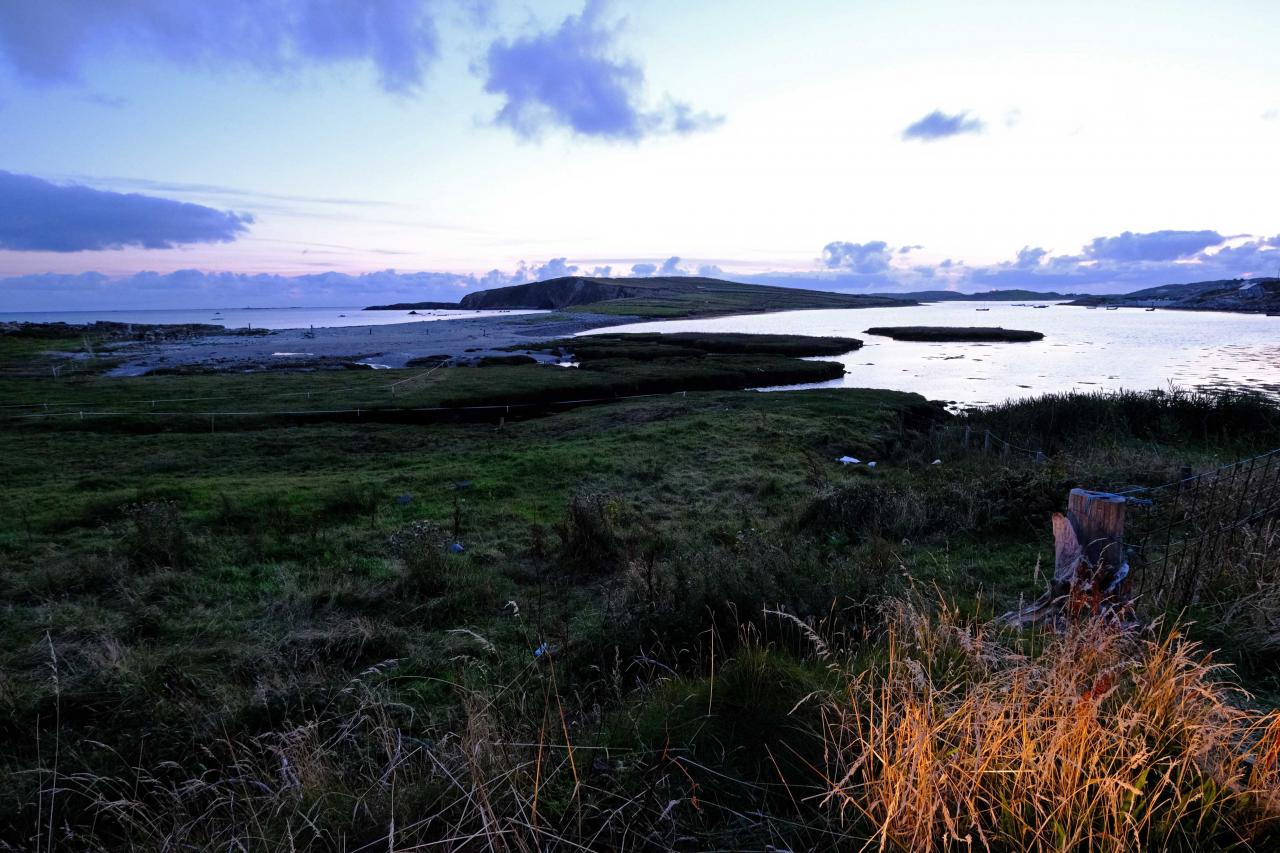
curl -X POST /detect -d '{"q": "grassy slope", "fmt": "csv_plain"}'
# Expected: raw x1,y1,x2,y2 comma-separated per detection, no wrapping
460,274,909,319
573,289,894,318
3,326,1280,848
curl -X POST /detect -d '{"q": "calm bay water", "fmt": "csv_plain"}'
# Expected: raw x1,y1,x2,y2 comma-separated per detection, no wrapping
0,306,542,330
587,302,1280,405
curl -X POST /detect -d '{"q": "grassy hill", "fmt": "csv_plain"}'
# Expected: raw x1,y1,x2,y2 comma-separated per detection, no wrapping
1067,277,1280,312
884,288,1079,302
454,275,910,318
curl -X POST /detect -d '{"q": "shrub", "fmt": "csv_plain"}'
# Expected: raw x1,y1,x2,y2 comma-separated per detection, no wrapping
554,493,624,574
320,480,382,526
122,500,189,569
799,466,1062,543
613,528,892,651
388,520,449,595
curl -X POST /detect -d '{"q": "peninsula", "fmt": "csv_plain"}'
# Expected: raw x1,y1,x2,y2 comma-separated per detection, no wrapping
366,274,911,318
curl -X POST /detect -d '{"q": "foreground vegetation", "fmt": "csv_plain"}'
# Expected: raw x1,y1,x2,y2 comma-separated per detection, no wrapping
2,327,1280,850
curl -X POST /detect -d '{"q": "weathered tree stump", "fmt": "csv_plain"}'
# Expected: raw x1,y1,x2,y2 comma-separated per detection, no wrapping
1005,489,1131,626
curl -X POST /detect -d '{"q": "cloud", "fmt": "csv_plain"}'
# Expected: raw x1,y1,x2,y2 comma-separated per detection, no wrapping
0,170,252,252
1264,108,1279,121
0,257,600,310
1014,246,1048,268
1082,230,1225,262
723,229,1279,295
482,0,722,141
589,264,613,276
529,257,578,279
6,231,1278,312
657,255,687,275
77,175,405,210
902,110,984,141
0,0,442,93
821,240,892,273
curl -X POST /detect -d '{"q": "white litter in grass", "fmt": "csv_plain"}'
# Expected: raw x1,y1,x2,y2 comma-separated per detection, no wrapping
836,456,860,465
867,461,877,468
931,459,943,465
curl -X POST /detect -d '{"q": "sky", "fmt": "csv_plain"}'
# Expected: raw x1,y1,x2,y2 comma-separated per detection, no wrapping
0,0,1278,310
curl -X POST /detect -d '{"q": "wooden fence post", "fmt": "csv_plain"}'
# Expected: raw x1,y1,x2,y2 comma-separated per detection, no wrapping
1005,488,1129,626
1060,489,1127,582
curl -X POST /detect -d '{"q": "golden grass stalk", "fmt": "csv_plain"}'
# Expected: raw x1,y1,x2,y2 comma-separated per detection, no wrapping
820,603,1280,852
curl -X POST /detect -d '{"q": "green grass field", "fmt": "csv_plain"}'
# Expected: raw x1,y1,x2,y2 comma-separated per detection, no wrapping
3,325,1280,850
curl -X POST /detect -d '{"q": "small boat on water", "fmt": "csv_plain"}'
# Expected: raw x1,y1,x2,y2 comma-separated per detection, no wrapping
1106,306,1119,311
1145,308,1156,312
1033,304,1049,308
975,308,990,311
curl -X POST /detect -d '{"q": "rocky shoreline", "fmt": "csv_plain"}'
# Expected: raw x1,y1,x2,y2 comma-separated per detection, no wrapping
98,311,639,375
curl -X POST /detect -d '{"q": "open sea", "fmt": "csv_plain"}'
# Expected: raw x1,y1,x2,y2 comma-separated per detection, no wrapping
586,301,1280,405
0,306,542,330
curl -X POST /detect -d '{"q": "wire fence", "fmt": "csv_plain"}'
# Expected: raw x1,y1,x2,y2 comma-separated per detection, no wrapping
0,388,695,428
0,359,452,415
1120,448,1280,612
925,422,1049,463
927,422,1280,615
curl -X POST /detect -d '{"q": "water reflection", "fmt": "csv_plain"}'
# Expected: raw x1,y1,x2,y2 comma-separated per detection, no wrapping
583,302,1280,405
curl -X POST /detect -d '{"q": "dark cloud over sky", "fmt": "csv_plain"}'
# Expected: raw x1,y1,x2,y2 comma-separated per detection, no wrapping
902,110,984,141
0,170,252,252
0,1,720,143
821,240,892,273
483,0,722,141
0,0,442,93
1082,230,1224,262
657,256,687,275
1014,246,1049,268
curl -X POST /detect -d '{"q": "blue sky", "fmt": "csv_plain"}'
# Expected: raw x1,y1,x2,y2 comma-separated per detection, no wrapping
1,0,1278,309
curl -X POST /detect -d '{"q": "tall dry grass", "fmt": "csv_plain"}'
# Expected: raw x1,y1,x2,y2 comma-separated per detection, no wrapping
820,600,1280,852
26,653,699,852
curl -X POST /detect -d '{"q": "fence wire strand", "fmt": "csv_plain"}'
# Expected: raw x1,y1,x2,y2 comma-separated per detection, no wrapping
1123,448,1280,610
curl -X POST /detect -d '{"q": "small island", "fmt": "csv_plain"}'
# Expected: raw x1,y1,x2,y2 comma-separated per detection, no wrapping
864,326,1044,342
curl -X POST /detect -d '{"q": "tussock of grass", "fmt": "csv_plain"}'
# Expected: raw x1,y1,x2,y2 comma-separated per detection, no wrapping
821,600,1280,851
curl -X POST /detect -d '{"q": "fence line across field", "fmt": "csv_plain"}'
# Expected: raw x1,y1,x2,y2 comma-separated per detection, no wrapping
927,422,1048,462
3,388,692,424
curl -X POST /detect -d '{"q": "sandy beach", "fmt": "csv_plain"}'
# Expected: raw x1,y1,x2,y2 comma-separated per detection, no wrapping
105,311,635,374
